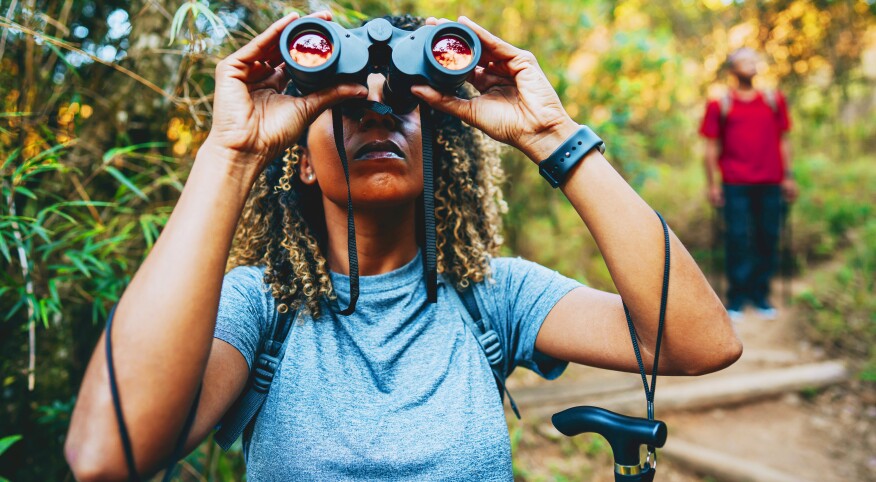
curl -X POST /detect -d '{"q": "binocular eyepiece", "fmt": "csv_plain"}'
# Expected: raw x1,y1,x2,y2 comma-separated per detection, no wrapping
279,17,481,114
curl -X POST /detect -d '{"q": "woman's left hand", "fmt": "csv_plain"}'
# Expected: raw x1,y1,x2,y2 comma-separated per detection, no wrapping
411,16,578,163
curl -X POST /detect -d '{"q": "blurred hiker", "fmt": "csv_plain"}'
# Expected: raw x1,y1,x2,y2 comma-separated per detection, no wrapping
700,47,797,321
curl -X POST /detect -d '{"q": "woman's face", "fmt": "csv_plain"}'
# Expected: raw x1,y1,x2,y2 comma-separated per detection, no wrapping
302,73,423,209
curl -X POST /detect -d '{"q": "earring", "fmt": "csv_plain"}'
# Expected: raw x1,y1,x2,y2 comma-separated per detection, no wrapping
306,172,315,181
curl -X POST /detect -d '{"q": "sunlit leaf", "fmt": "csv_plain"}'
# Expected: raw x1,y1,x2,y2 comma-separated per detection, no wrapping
169,1,197,46
104,166,149,201
65,251,92,278
102,142,169,164
0,435,22,457
38,297,49,328
1,147,21,173
197,3,227,38
0,234,10,263
14,186,37,200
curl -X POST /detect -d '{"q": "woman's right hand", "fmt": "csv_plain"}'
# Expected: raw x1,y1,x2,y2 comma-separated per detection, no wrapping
204,10,368,175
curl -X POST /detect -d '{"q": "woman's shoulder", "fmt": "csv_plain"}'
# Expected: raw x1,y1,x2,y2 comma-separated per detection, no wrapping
487,255,557,281
220,264,271,305
479,255,582,302
224,264,267,284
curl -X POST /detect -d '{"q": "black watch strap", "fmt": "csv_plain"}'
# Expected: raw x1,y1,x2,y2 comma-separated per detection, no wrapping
538,125,605,188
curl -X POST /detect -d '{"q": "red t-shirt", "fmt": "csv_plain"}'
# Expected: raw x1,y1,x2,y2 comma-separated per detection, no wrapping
699,90,791,184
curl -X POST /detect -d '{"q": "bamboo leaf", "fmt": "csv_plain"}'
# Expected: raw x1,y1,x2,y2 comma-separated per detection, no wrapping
102,142,168,164
38,297,49,328
48,278,60,304
104,166,148,201
169,2,196,46
19,142,68,167
4,297,24,320
0,233,10,263
139,216,157,248
0,435,22,457
1,147,21,173
197,3,226,37
65,251,92,278
14,186,37,200
46,43,82,79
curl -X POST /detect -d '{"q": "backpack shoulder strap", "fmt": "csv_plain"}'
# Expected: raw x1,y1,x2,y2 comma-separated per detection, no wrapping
719,92,732,123
761,89,778,113
214,306,297,451
451,282,520,418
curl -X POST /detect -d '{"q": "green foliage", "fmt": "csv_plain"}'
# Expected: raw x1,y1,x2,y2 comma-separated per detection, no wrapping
0,435,22,458
169,1,227,48
0,435,21,482
797,219,876,381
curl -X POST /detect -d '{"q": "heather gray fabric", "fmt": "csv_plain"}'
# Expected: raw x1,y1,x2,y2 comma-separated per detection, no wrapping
214,252,582,481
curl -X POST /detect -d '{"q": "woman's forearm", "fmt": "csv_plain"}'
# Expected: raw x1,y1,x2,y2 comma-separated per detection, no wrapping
557,146,738,372
66,144,258,475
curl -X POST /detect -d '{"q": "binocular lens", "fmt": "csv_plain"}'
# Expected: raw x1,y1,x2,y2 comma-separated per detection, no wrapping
289,31,333,68
431,34,473,70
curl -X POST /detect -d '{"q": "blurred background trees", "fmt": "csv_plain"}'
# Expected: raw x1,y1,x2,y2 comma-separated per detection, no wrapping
0,0,874,480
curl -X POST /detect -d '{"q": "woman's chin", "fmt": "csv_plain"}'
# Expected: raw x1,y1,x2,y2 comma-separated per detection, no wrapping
322,172,423,209
353,186,422,208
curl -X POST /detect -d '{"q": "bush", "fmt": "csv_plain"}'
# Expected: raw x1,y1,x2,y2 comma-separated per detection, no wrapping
797,219,876,381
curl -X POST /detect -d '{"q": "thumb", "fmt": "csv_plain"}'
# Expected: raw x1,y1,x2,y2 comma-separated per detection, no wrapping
411,85,475,126
300,83,368,122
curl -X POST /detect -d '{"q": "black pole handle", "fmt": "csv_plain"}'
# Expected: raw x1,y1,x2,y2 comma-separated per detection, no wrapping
552,406,667,466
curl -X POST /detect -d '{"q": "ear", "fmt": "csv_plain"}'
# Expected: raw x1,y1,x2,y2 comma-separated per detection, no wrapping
298,147,318,185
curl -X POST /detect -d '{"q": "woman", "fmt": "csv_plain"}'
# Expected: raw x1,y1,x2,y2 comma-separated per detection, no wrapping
65,11,741,481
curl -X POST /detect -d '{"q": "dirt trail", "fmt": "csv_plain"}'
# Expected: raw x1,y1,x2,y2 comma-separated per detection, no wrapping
506,277,876,481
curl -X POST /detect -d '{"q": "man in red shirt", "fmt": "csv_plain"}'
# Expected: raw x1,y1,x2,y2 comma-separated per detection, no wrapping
700,47,798,320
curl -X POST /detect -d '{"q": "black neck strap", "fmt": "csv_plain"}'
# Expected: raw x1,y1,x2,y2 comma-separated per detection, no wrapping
420,101,438,303
105,306,201,482
328,100,438,315
624,211,671,454
329,106,360,315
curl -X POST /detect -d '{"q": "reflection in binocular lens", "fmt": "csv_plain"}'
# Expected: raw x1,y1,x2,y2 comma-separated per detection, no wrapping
432,35,473,70
289,31,333,67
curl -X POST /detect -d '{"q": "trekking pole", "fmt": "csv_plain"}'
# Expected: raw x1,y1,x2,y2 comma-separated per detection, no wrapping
712,206,724,304
781,199,792,306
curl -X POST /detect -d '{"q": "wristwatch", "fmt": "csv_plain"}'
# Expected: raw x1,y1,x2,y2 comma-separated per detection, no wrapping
538,125,605,188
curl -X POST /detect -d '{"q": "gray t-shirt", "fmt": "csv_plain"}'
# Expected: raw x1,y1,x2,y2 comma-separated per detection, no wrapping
215,252,581,481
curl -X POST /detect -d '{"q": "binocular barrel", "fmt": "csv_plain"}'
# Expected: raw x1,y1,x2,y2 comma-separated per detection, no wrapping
279,18,481,113
552,406,667,467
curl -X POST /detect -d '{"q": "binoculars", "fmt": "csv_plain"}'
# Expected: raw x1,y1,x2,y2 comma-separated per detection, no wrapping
279,17,481,114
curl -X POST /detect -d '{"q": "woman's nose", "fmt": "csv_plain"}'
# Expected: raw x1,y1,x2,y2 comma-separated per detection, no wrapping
365,73,387,104
358,73,400,131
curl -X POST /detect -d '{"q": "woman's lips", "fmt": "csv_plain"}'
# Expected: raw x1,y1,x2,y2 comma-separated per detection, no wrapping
352,139,406,161
354,150,405,161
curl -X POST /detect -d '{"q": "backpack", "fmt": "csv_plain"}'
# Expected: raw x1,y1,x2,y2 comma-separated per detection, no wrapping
214,279,518,451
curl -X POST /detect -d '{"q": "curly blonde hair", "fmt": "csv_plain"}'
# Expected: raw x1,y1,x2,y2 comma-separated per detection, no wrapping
228,15,507,318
